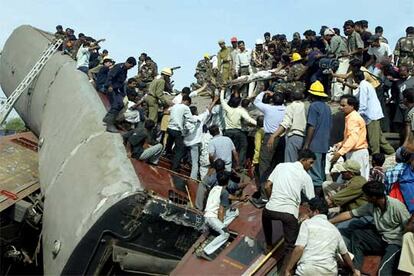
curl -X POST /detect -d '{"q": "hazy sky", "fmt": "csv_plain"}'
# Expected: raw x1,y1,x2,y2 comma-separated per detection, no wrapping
1,0,413,114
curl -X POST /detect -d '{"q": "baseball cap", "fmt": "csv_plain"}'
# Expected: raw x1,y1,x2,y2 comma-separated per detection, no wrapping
337,160,361,174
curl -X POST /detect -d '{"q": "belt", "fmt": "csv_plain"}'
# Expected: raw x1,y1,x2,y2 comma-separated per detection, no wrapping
240,65,250,68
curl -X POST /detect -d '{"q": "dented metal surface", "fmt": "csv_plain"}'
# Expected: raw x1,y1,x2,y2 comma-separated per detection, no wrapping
0,25,141,275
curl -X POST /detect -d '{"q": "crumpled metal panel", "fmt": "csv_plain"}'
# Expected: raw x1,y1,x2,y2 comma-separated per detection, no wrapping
0,25,142,275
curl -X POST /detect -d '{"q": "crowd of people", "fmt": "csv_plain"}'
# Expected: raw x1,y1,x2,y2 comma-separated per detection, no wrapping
54,19,414,275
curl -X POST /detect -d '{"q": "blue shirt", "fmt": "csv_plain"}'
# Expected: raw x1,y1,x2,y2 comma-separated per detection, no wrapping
307,101,332,153
253,91,286,133
355,80,384,124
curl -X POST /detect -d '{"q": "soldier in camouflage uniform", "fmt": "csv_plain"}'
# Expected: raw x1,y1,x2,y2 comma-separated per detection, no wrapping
394,26,414,72
217,40,233,83
251,39,267,95
274,53,306,100
136,57,158,92
195,54,212,85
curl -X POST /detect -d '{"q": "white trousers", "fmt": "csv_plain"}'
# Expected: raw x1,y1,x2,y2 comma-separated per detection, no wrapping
398,232,414,274
331,57,350,101
203,209,239,255
345,148,370,180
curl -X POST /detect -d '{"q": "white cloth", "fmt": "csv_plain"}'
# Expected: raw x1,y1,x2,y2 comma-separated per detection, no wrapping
295,214,348,276
204,186,224,218
367,42,392,61
124,101,141,123
398,232,414,274
76,45,90,68
235,49,252,74
354,79,384,123
167,103,192,133
265,162,315,218
331,57,350,101
208,105,226,131
184,110,210,146
346,148,370,180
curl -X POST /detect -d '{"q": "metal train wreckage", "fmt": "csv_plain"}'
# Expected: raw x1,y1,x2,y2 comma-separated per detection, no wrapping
0,25,286,275
0,26,382,275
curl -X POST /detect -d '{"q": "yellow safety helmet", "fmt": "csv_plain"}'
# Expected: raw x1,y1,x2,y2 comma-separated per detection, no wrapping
203,53,210,59
308,80,328,97
291,53,302,62
161,67,173,77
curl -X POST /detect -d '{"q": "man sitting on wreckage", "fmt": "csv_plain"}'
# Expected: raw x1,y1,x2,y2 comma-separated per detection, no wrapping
198,171,248,261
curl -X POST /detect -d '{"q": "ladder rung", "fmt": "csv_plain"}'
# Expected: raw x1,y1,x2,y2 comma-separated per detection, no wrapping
0,39,63,124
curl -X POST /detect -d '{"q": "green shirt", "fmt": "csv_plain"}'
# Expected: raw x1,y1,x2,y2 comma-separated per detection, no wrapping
347,31,364,59
351,196,410,245
325,35,348,58
332,175,367,211
148,78,168,104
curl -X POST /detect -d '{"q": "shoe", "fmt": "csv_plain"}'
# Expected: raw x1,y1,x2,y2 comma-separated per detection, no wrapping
250,197,267,209
106,124,118,133
105,113,118,133
102,113,111,124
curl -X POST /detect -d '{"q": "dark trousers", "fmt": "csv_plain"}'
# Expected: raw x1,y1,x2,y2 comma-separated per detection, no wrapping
107,90,125,115
262,208,299,257
224,129,247,168
259,134,285,198
167,128,185,172
350,228,401,276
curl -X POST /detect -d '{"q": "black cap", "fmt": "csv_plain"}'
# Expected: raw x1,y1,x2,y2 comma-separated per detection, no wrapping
126,57,137,66
406,26,414,34
56,25,62,29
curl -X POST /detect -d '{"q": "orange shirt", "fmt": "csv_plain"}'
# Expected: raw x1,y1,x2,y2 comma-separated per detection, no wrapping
338,110,368,156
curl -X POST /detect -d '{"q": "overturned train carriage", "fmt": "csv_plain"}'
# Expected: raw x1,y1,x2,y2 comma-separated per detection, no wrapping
0,25,203,275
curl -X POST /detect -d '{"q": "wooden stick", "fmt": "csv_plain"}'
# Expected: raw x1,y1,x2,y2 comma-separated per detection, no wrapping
185,184,194,208
247,238,284,276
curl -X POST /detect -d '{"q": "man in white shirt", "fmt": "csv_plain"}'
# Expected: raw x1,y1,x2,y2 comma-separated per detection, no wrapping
167,95,193,172
353,71,394,155
235,41,254,97
284,198,360,276
208,125,239,172
220,89,256,169
184,98,217,180
200,172,239,260
366,35,392,76
262,149,315,259
76,41,99,74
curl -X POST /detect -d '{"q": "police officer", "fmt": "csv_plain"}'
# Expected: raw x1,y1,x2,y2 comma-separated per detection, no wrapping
394,26,414,71
145,68,173,123
103,57,137,132
217,40,233,82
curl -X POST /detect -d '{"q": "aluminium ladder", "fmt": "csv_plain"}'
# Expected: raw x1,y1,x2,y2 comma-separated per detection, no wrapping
0,38,63,125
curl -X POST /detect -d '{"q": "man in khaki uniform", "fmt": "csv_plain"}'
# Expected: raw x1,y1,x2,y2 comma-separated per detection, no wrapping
145,68,172,123
394,26,414,71
217,40,233,83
